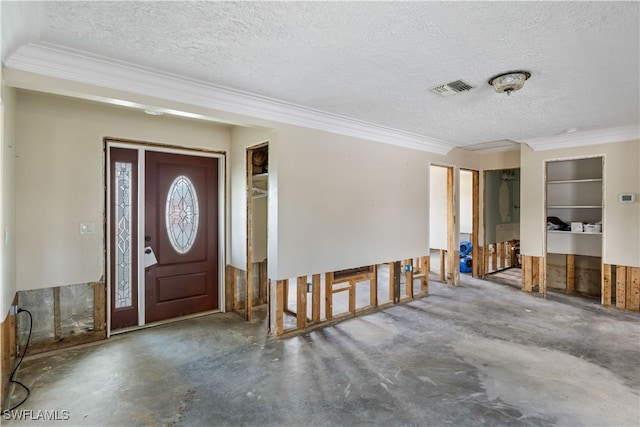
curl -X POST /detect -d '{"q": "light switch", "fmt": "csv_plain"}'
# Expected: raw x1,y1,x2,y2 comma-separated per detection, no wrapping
80,222,95,235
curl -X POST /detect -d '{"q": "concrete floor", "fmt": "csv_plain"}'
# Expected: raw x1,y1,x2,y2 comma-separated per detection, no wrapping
4,275,639,426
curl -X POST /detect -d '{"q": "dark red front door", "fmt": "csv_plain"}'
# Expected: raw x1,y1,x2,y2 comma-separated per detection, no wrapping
145,152,219,323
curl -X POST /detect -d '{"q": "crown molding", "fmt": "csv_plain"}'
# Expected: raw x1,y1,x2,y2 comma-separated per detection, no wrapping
5,42,455,155
522,125,640,151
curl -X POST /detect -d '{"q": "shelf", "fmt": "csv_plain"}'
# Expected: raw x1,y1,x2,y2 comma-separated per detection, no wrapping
548,205,601,209
548,178,602,184
547,230,602,235
252,173,268,182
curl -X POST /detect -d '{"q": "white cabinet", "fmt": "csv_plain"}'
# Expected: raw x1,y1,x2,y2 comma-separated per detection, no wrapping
546,157,603,257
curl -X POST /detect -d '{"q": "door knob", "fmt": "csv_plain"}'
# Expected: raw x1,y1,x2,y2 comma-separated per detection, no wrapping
145,248,152,254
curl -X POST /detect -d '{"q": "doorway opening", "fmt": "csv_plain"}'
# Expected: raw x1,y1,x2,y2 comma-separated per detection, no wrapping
429,165,458,285
235,143,269,321
106,140,225,333
483,168,521,287
459,169,480,277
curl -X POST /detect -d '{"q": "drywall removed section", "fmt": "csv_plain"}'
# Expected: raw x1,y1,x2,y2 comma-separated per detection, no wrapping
546,253,601,296
520,140,640,267
14,90,231,291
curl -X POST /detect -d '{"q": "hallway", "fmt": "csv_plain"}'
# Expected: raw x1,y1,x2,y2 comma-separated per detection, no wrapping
4,275,639,426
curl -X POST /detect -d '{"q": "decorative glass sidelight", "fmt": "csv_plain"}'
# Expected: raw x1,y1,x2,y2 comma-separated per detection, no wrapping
115,162,133,308
166,175,200,254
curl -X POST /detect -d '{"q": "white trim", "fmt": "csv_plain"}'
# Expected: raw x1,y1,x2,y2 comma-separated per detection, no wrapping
137,148,145,325
522,125,639,152
6,42,455,155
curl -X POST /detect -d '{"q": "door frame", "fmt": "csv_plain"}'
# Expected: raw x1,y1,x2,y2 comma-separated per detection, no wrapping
429,163,459,286
105,139,226,336
244,141,269,322
460,168,480,277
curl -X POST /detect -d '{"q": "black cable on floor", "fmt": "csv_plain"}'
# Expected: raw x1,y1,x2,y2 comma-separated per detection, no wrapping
7,308,33,411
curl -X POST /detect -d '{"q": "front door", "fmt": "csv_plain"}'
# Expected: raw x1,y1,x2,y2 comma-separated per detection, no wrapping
145,151,219,323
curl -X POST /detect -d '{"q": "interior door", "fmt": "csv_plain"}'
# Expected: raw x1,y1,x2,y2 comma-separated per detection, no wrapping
145,151,219,323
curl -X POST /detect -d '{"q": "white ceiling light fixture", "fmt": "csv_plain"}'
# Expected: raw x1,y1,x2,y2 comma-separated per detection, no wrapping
488,71,531,95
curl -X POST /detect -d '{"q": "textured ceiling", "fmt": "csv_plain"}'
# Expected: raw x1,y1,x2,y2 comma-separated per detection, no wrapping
7,1,640,146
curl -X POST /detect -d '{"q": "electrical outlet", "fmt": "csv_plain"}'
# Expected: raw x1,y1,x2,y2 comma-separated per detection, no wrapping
9,305,18,315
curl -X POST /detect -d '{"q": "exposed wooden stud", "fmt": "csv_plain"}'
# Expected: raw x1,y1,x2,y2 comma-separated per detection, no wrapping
389,262,396,302
491,247,497,273
53,287,62,340
245,268,252,321
483,246,489,277
225,265,234,312
348,279,356,315
275,280,285,336
538,256,546,297
471,170,480,277
452,250,460,286
296,276,307,328
283,276,289,312
231,266,239,311
616,266,627,309
566,254,575,293
627,267,640,311
404,259,413,298
523,255,533,292
419,256,429,294
532,256,539,287
312,274,321,322
259,261,268,303
602,263,612,306
439,250,446,282
446,166,455,287
370,265,378,307
392,261,401,303
1,301,17,404
497,242,505,270
93,282,106,333
326,273,333,320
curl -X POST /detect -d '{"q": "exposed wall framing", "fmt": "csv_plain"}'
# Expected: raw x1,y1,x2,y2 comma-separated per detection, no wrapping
446,167,459,286
1,296,18,409
245,142,269,321
274,258,429,337
483,240,519,275
228,262,268,316
15,282,106,356
521,255,547,297
603,264,640,312
546,254,601,297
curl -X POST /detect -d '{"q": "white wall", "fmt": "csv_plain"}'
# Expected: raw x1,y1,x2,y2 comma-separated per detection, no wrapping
429,165,448,249
1,85,17,318
275,126,431,279
14,90,231,291
7,72,526,288
459,169,473,234
520,141,640,267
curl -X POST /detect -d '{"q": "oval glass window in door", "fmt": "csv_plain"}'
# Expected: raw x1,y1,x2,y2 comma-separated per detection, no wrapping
165,175,200,254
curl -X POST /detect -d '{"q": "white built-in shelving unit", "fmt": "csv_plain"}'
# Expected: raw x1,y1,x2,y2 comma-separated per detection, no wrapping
546,157,603,257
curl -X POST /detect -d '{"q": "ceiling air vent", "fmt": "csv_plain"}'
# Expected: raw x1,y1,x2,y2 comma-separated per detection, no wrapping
429,79,474,97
